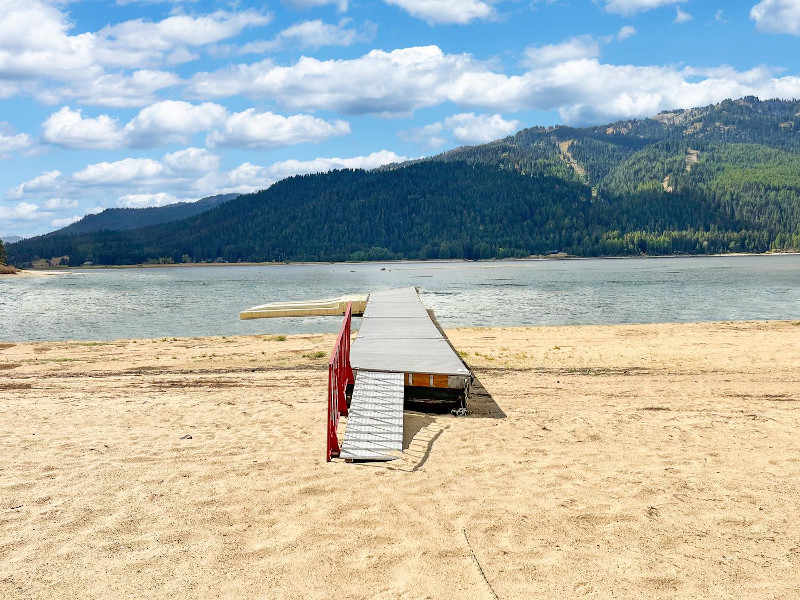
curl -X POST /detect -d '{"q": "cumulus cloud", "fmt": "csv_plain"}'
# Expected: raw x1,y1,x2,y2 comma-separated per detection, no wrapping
265,150,408,180
7,148,406,220
206,110,350,149
7,170,62,199
124,101,228,146
0,0,97,82
524,36,601,67
41,102,350,150
0,201,43,222
222,150,407,192
382,0,495,25
117,193,180,208
189,43,800,125
94,10,273,69
0,124,33,158
42,107,126,149
0,199,82,235
72,157,165,185
404,113,521,148
0,2,272,106
617,25,637,40
40,70,181,108
602,0,686,16
751,0,800,35
161,148,221,174
50,215,81,228
188,46,487,116
240,18,376,53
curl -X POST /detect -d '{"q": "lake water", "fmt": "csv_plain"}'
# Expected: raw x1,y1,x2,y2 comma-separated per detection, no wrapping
1,255,799,342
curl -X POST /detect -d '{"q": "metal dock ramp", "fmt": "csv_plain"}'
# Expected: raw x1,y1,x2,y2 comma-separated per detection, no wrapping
340,370,405,461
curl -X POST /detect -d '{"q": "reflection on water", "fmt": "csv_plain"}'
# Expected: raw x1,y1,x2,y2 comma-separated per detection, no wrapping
1,255,799,341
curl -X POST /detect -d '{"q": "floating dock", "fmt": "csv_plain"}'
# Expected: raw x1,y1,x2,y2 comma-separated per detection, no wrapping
240,294,368,319
241,287,472,462
351,287,471,390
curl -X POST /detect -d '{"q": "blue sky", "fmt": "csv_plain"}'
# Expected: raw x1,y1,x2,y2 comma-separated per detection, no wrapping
2,0,800,238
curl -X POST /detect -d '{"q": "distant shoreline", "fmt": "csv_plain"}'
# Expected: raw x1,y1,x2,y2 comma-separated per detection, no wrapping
6,249,799,273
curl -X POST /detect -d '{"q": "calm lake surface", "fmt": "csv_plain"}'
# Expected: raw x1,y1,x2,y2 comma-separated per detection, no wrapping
1,255,799,342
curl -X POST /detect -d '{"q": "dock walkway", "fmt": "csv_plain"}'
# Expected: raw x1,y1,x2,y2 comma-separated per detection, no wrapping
350,288,470,378
341,287,470,461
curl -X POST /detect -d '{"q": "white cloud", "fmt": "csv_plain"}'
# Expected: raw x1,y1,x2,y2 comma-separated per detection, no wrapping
207,110,350,149
751,0,800,35
222,150,407,193
602,0,686,16
383,0,495,25
266,150,407,180
0,201,43,221
240,18,376,53
6,149,407,216
0,124,33,158
405,113,521,148
42,70,181,108
162,148,220,174
0,3,272,105
714,9,727,23
42,107,125,149
617,25,637,40
187,43,800,124
283,0,349,12
7,170,62,199
524,36,601,67
117,193,180,208
674,6,692,22
124,101,228,146
188,46,487,116
73,157,164,185
0,0,97,82
41,102,351,150
50,215,81,228
94,10,273,68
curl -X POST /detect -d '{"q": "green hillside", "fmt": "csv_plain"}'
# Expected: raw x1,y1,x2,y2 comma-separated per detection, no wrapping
8,97,800,266
51,193,239,235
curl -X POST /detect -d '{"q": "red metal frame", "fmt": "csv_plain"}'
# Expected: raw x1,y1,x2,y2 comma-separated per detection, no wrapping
327,302,354,461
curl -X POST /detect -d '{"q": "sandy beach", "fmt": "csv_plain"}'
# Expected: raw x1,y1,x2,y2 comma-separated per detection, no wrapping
1,321,799,598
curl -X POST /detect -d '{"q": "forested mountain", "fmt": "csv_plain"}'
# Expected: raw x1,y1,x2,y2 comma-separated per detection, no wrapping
8,97,800,266
53,193,239,235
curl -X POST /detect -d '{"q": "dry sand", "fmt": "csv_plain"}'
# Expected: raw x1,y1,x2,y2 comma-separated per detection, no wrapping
1,321,799,599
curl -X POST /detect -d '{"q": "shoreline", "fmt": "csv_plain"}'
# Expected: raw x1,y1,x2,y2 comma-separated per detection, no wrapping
7,249,799,273
2,318,800,345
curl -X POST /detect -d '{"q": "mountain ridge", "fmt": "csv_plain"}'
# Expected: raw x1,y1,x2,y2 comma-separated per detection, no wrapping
8,97,800,266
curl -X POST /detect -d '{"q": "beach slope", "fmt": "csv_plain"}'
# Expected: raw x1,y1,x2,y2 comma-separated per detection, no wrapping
1,321,799,598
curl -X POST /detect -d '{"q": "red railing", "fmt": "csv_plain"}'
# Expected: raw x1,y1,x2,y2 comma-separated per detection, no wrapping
327,302,354,461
